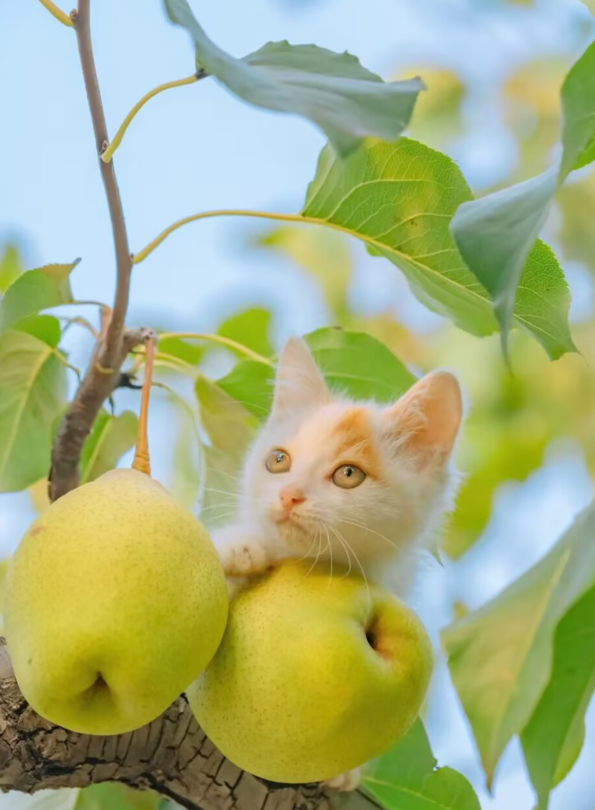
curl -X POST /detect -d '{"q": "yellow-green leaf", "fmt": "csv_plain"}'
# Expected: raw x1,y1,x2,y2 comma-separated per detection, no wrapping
0,244,23,293
0,330,67,493
521,585,595,809
0,260,79,331
217,327,416,420
80,410,139,484
442,500,595,787
363,719,481,810
301,138,573,358
218,307,273,358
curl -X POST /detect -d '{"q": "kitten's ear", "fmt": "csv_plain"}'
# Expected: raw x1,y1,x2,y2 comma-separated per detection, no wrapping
384,371,463,468
272,338,330,418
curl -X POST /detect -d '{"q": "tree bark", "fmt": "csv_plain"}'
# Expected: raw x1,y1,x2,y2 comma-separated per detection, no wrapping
0,643,378,810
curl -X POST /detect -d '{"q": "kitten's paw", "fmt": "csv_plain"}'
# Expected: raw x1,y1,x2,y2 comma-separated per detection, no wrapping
322,768,361,792
221,541,270,578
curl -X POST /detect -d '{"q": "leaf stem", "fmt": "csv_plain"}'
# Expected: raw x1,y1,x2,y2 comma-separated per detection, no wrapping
71,299,110,309
159,331,273,365
132,336,156,476
101,74,203,163
154,355,200,378
133,209,315,265
58,316,99,339
37,0,74,27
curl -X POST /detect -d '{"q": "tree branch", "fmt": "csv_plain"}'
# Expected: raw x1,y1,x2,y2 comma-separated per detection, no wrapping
0,642,378,810
49,0,139,502
73,0,132,356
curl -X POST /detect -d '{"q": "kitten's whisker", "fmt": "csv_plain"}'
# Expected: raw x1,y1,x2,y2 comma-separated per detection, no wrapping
338,519,400,551
331,525,372,611
304,529,323,578
328,524,352,578
323,524,334,587
297,531,320,564
200,487,269,506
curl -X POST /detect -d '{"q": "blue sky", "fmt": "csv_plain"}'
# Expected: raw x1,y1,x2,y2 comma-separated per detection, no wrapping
1,0,595,808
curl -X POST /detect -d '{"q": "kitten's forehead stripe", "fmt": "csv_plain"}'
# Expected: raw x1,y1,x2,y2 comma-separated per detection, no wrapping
332,408,382,479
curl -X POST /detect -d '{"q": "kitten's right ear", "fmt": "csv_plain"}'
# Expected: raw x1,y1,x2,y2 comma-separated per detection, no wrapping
384,370,463,469
272,338,330,418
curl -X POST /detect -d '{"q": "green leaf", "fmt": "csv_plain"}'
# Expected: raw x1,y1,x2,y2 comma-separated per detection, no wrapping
218,307,273,358
79,410,139,484
75,784,164,810
301,138,572,358
362,719,481,810
560,41,595,177
217,327,416,421
195,376,258,526
451,40,595,356
442,500,595,787
0,330,67,493
306,327,416,400
572,134,595,171
157,336,203,366
217,360,274,419
521,585,595,809
0,259,79,331
163,0,423,156
0,243,23,293
12,315,63,348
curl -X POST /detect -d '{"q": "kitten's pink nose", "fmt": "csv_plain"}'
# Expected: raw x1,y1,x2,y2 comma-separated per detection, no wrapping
279,487,306,514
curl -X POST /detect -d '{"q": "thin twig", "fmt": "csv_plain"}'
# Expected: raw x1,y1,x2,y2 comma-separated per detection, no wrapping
49,0,143,501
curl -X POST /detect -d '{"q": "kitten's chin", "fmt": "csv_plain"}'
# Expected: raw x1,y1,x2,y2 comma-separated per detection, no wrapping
275,516,317,553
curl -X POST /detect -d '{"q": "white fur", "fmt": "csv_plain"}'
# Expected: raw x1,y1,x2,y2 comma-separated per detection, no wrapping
213,338,463,598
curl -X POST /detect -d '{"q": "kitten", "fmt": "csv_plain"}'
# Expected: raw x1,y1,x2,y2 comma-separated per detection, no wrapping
214,336,463,596
212,337,463,792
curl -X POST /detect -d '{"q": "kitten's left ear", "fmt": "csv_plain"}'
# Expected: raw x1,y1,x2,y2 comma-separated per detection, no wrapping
384,371,463,468
272,337,330,418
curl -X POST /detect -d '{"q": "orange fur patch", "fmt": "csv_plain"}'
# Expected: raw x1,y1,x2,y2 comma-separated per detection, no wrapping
332,408,382,479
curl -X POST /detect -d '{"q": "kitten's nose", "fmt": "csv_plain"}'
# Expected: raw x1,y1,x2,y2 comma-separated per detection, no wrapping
279,486,306,514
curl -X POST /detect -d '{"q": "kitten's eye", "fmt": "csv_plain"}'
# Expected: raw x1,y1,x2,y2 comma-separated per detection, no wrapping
332,465,366,489
266,449,292,473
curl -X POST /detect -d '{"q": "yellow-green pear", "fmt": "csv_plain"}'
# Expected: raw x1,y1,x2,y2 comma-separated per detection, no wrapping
188,560,432,783
4,468,228,735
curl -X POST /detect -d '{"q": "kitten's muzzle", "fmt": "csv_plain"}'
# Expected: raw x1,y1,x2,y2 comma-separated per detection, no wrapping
278,486,306,519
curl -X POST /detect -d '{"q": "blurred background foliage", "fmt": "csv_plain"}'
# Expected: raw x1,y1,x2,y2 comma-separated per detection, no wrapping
2,0,595,808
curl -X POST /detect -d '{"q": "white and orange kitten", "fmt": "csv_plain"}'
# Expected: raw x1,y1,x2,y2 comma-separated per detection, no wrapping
213,337,463,598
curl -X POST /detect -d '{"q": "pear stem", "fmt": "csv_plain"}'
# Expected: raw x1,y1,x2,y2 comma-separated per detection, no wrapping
132,337,157,476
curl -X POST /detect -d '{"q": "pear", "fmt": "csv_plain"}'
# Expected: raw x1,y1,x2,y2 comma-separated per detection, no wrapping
4,468,228,735
188,560,432,783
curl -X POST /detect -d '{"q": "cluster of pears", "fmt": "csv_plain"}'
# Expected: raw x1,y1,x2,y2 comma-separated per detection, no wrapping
4,341,433,783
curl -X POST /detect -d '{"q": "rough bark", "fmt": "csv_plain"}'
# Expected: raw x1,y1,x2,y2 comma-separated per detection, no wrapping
0,643,378,810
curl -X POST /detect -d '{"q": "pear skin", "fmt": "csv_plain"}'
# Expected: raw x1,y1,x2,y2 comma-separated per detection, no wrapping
188,560,432,783
5,469,228,735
